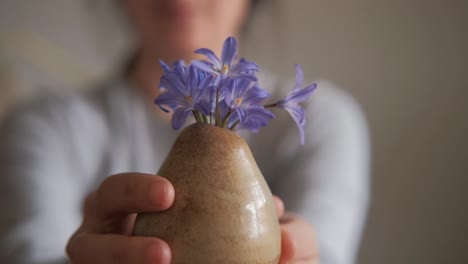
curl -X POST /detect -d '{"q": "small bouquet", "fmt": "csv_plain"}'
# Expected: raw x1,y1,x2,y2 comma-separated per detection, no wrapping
155,36,317,144
133,37,317,264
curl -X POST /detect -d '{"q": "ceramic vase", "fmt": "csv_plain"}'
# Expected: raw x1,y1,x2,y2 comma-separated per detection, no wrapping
133,123,281,264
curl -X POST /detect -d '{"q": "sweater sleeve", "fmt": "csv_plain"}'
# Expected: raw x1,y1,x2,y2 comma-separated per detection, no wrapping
270,81,371,264
0,100,85,264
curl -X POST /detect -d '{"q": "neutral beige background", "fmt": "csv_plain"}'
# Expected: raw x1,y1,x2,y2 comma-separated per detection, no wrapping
1,0,467,263
245,1,468,263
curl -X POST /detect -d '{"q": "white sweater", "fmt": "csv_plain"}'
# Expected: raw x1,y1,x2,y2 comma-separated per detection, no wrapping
0,75,370,264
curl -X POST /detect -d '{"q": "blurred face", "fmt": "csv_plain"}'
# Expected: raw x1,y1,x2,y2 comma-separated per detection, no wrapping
125,0,250,63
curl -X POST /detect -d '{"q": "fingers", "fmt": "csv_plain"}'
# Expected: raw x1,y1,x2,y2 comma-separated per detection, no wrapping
68,173,175,263
279,213,318,264
279,227,296,263
273,195,285,217
90,173,175,218
67,233,171,264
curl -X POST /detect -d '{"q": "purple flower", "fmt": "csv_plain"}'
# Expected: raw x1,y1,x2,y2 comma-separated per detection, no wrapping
237,106,275,133
159,60,188,82
275,64,317,144
155,66,213,130
196,84,217,117
218,102,274,133
221,78,274,132
154,37,316,137
159,59,212,87
224,78,270,124
192,37,258,81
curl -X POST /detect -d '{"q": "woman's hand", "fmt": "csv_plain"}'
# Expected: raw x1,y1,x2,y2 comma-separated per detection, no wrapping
65,174,316,264
274,197,319,264
66,173,174,264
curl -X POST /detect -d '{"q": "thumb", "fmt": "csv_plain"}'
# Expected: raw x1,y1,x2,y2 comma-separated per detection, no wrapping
279,226,295,263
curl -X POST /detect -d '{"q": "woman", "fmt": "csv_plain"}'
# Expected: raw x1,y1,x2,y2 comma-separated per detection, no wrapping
0,0,370,263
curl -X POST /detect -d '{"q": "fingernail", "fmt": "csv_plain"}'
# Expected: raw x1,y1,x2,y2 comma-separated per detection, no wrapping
148,180,174,209
145,240,171,264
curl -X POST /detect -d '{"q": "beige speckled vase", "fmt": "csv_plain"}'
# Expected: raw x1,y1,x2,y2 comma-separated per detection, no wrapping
133,123,281,264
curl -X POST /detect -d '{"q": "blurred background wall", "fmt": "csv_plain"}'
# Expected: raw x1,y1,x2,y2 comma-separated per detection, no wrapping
1,0,467,263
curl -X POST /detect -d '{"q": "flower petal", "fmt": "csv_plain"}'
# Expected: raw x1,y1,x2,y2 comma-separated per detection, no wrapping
230,59,259,73
195,101,211,116
194,75,214,102
188,66,199,99
194,48,221,69
234,79,250,99
242,85,270,106
239,107,275,133
235,107,247,124
154,92,186,111
221,37,238,67
284,83,317,104
284,105,306,145
171,107,192,130
160,73,187,95
173,60,186,68
204,85,218,113
218,100,230,118
159,59,171,73
173,60,188,83
191,60,218,75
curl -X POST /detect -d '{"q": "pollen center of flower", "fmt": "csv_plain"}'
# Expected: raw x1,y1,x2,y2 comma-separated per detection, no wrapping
185,96,193,105
235,97,243,106
222,64,229,74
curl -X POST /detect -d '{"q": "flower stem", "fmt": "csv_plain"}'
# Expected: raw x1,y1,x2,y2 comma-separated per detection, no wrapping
215,90,220,126
192,110,201,123
229,120,240,131
197,111,205,123
263,103,278,108
201,113,209,124
222,110,233,128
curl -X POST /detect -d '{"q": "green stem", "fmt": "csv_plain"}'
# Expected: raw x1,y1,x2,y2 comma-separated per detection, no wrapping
198,111,208,124
201,113,209,124
229,120,240,131
192,110,201,123
215,90,220,126
222,110,234,128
